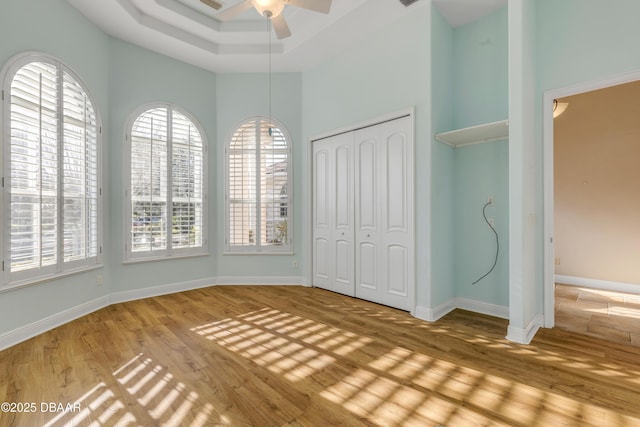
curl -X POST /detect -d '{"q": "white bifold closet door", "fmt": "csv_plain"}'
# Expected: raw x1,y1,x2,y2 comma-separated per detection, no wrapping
354,117,414,310
312,132,355,296
312,115,414,311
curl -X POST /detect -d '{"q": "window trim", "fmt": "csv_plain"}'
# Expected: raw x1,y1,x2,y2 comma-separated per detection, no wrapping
224,115,293,254
123,103,208,262
1,51,103,289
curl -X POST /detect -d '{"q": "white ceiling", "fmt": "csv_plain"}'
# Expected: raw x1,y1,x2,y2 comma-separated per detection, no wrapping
67,0,507,73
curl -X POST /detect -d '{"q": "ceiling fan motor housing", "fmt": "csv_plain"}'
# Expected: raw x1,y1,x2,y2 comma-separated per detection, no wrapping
399,0,419,6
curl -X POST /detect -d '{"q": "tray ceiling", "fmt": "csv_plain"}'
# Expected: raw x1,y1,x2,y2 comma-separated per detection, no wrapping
67,0,506,73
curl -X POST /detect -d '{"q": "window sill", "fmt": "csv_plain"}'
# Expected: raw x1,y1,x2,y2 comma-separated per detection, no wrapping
223,251,294,256
123,252,210,265
1,264,104,295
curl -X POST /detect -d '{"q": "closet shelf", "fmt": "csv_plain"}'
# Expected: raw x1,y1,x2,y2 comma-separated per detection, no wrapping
435,120,508,147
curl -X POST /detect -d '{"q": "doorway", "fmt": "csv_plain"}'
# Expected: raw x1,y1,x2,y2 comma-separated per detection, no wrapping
543,72,640,336
555,283,640,346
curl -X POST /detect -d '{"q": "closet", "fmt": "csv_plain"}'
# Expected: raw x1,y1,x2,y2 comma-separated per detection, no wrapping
311,113,414,311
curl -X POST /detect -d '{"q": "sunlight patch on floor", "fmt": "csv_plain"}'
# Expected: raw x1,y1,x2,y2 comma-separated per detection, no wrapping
191,308,373,382
187,302,640,426
44,381,134,427
45,353,218,426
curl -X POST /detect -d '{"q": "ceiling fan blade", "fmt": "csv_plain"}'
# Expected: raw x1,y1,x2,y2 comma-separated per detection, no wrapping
216,0,253,21
200,0,223,10
285,0,332,14
271,14,292,39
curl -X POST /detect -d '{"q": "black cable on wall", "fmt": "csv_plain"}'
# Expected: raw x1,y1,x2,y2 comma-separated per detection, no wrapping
472,200,499,285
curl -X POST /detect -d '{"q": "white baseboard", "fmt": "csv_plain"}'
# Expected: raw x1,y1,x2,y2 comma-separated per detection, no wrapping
414,300,455,322
413,298,508,322
0,295,110,351
110,277,218,304
506,314,543,345
1,276,307,351
455,298,509,319
216,276,307,286
555,274,640,295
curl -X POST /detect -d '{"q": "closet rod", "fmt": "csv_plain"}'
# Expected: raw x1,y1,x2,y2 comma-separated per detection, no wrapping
310,113,411,143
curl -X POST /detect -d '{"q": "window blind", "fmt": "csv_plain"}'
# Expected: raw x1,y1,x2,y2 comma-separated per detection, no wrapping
9,62,59,272
227,117,290,252
6,58,100,282
128,106,205,258
171,110,203,249
130,108,169,253
62,71,99,262
228,121,257,246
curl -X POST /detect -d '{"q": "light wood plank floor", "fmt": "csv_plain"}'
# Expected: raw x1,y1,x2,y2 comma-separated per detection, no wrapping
1,285,640,426
555,283,640,346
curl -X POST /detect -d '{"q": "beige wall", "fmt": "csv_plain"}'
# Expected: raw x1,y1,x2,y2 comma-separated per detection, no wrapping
554,80,640,284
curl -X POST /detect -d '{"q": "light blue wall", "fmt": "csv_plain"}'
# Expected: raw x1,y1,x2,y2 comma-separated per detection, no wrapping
536,0,640,93
453,8,508,128
454,142,508,306
452,8,509,307
107,39,218,294
0,0,110,336
302,7,429,138
302,4,431,307
215,72,303,278
524,0,640,329
430,6,456,308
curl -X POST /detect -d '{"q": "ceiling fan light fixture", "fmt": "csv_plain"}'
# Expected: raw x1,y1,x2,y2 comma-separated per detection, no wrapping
252,0,285,18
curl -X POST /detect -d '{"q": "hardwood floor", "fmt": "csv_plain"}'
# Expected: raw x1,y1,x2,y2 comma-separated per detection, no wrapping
1,285,640,426
555,283,640,346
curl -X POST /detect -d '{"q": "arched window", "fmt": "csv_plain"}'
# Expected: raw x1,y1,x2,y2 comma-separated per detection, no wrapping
1,52,102,286
226,117,292,253
125,105,207,260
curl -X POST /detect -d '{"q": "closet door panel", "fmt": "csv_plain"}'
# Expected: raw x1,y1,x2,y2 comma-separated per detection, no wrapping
354,127,382,302
387,244,408,296
314,149,330,229
378,117,414,311
358,242,377,290
357,140,377,230
335,145,351,228
312,141,332,290
314,238,330,280
331,133,355,296
335,239,352,287
386,133,408,232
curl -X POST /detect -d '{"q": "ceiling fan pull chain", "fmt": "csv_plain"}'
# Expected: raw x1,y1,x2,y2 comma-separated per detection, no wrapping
268,15,273,136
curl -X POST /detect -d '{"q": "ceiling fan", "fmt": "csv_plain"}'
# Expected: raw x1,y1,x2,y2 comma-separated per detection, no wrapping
200,0,333,39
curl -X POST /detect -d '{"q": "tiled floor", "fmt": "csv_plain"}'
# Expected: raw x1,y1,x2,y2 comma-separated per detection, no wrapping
555,283,640,347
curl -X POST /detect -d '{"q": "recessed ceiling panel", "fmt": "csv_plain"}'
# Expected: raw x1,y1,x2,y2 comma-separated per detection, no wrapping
65,0,499,72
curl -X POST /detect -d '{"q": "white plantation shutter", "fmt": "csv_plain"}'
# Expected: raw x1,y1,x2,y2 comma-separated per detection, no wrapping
2,54,101,285
62,71,99,263
8,62,59,273
226,117,291,253
130,108,169,253
228,121,257,247
127,105,206,260
171,110,204,250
